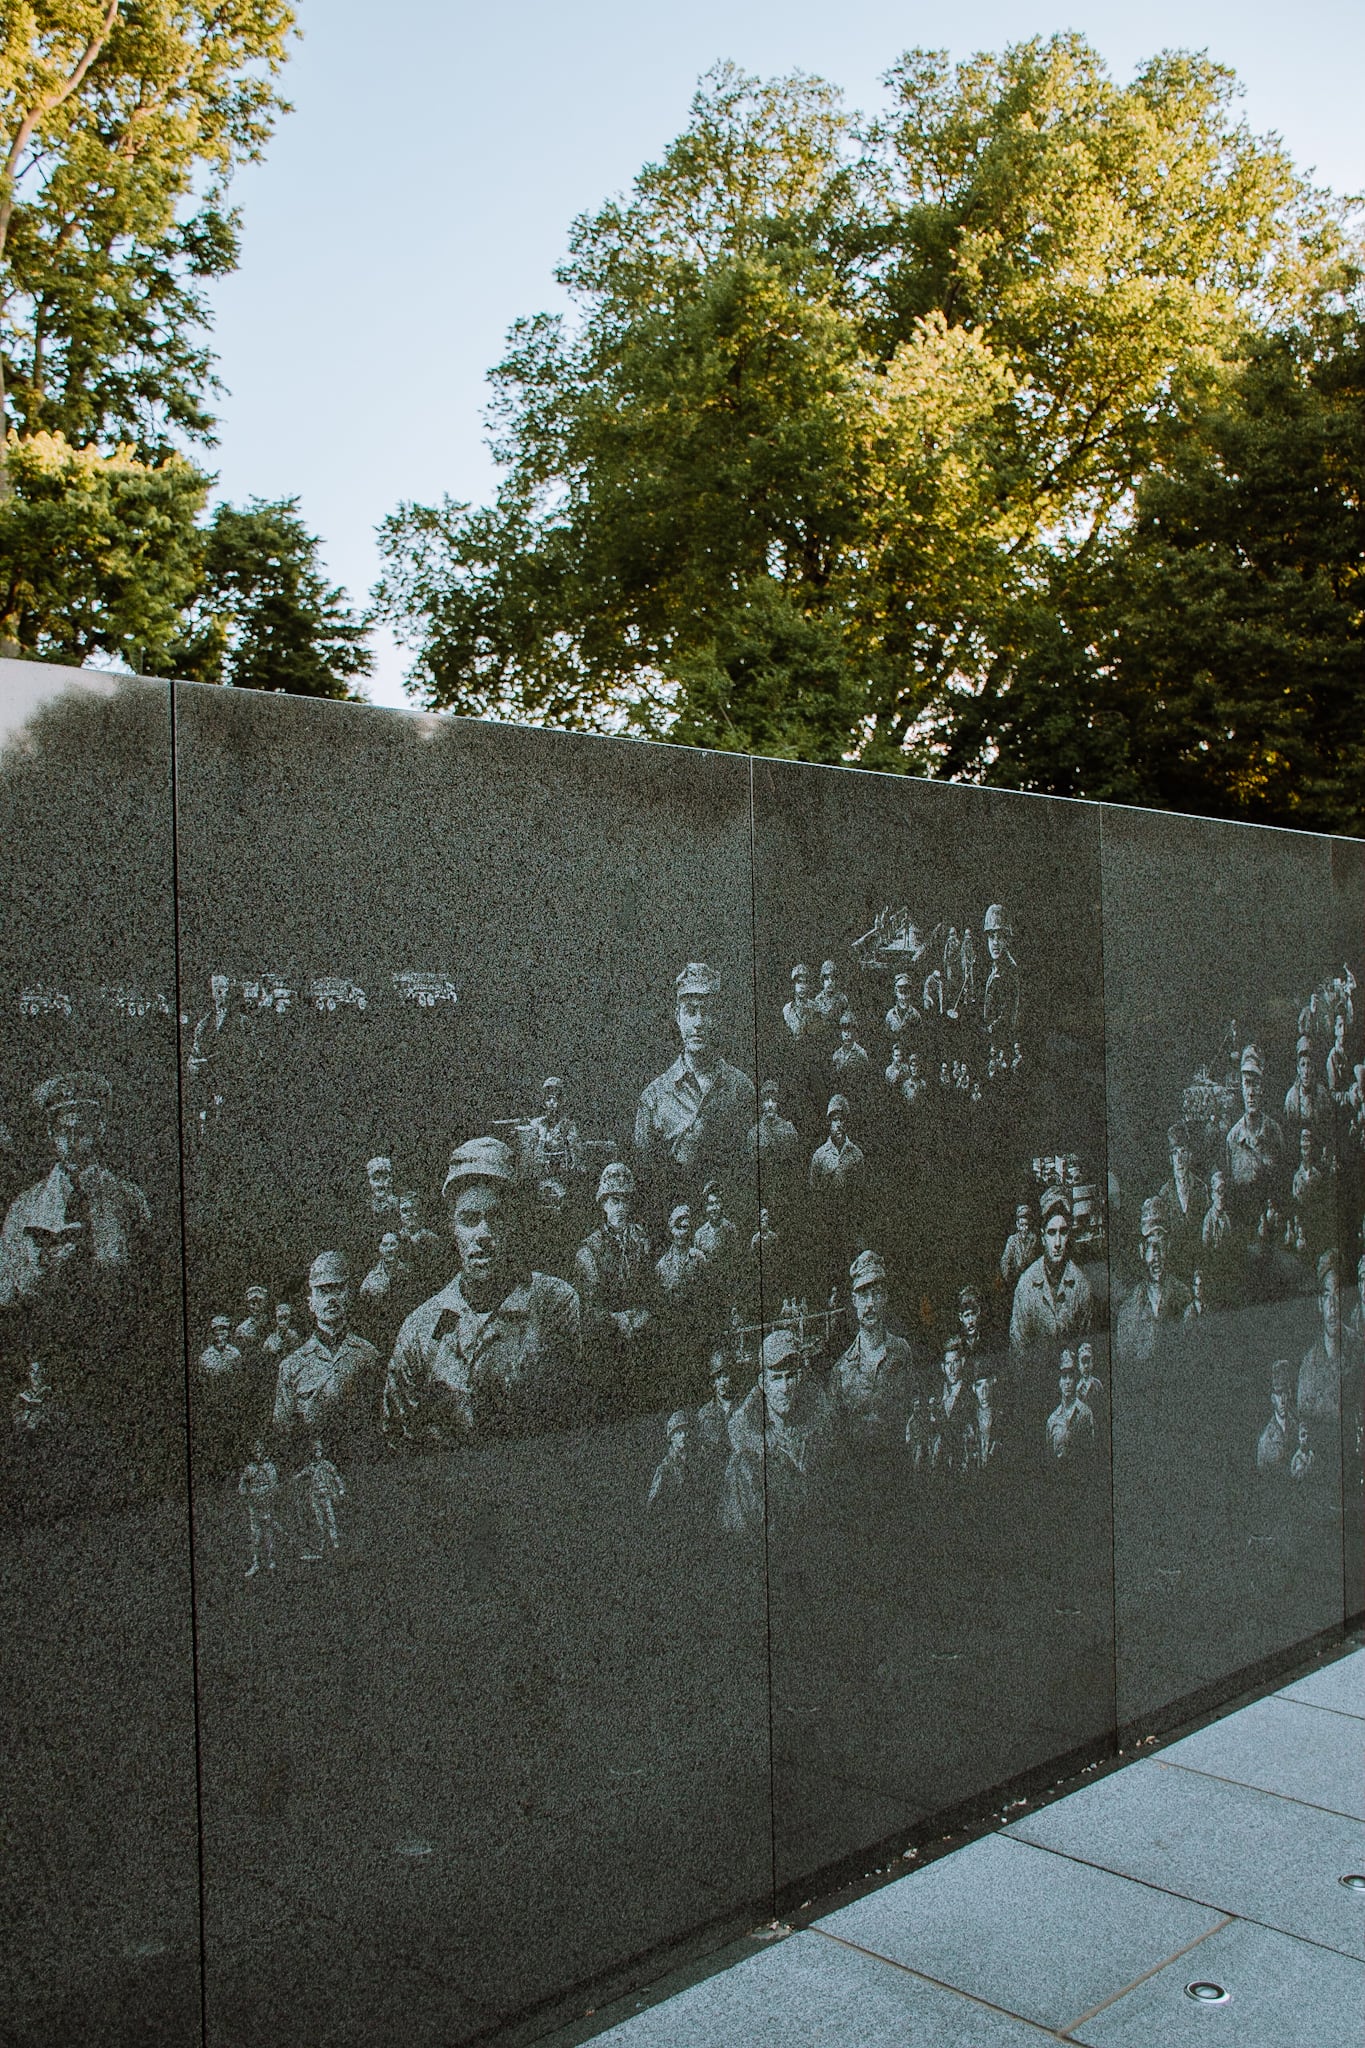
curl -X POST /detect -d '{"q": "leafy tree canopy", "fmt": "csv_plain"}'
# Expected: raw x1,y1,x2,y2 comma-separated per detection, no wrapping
373,38,1364,826
1,0,295,467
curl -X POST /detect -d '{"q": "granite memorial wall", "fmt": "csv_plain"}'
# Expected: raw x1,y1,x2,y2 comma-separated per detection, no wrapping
2,658,1359,2046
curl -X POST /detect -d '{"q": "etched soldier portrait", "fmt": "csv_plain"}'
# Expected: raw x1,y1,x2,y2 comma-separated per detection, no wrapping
812,958,847,1029
748,1078,799,1168
831,1012,870,1075
0,1072,151,1305
384,1137,581,1446
1157,1120,1207,1275
1008,1184,1092,1361
1297,1248,1360,1423
1224,1043,1286,1212
808,1094,864,1192
575,1160,654,1387
634,962,757,1185
1115,1196,1192,1366
721,1327,831,1538
518,1076,586,1186
1284,1033,1332,1130
980,904,1019,1050
1000,1200,1039,1288
783,962,818,1039
364,1154,400,1222
1256,1358,1296,1474
828,1249,915,1455
1045,1351,1096,1462
884,971,920,1039
273,1251,381,1456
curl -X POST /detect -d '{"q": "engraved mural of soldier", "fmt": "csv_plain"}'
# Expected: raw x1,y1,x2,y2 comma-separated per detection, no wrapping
1201,1168,1234,1257
273,1252,381,1457
1008,1185,1092,1361
384,1137,582,1445
396,1191,443,1284
1115,1197,1192,1366
693,1179,738,1281
1256,1359,1296,1474
1298,1249,1361,1423
828,1250,916,1454
298,1440,345,1558
517,1077,586,1185
884,972,920,1038
1284,1035,1333,1131
1045,1352,1096,1462
261,1300,302,1371
576,1161,654,1388
1157,1121,1208,1275
783,963,818,1039
695,1345,746,1461
748,1079,799,1170
1290,1420,1315,1480
812,958,848,1029
364,1155,400,1223
359,1231,410,1307
0,1073,151,1304
233,1284,272,1359
1225,1044,1286,1211
239,1441,283,1577
655,1203,705,1301
199,1314,242,1381
188,973,248,1133
900,1050,928,1107
831,1012,870,1076
933,1335,974,1474
635,962,757,1183
721,1327,831,1537
1326,1011,1351,1097
981,905,1020,1050
1000,1201,1039,1288
808,1095,865,1192
1074,1338,1105,1422
646,1410,692,1511
751,1206,779,1262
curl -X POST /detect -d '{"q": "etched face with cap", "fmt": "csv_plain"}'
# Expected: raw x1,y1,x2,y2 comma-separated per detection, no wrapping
1078,1340,1093,1374
542,1078,561,1114
378,1232,400,1264
210,1315,230,1343
704,1185,723,1224
1059,1356,1077,1398
50,1098,101,1164
669,1204,692,1247
246,1284,268,1311
210,972,229,1005
958,1290,980,1341
828,1096,848,1140
1142,1224,1166,1284
274,1302,293,1331
1209,1167,1226,1207
1320,1258,1341,1335
1240,1052,1263,1115
709,1347,738,1402
676,972,719,1063
309,1261,350,1340
1041,1202,1071,1267
451,1182,511,1291
820,960,837,988
1299,1125,1314,1164
853,1274,887,1330
894,973,912,999
367,1157,394,1199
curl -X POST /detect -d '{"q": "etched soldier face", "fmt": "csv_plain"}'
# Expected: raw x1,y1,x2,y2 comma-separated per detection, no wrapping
1321,1267,1341,1339
602,1192,631,1232
1142,1230,1167,1284
1241,1067,1263,1115
1299,1127,1314,1165
1191,1270,1204,1302
378,1232,400,1264
399,1194,419,1229
1298,1049,1311,1085
1210,1168,1226,1210
704,1189,723,1225
1015,1204,1032,1236
451,1183,509,1287
28,1360,48,1393
853,1280,887,1330
840,1018,854,1042
792,972,810,1001
246,1286,268,1313
763,1362,800,1417
1335,1014,1347,1046
907,1053,921,1078
987,930,1005,962
1078,1342,1093,1376
1170,1134,1190,1172
1272,1387,1289,1423
310,1276,349,1339
821,965,836,992
51,1101,100,1164
944,1341,965,1384
761,1089,779,1119
210,1316,231,1344
709,1353,738,1402
829,1111,846,1144
1042,1211,1070,1267
1059,1364,1077,1400
367,1158,394,1200
677,993,717,1061
669,1207,692,1246
210,973,229,1005
275,1302,292,1331
958,1297,980,1341
542,1086,560,1117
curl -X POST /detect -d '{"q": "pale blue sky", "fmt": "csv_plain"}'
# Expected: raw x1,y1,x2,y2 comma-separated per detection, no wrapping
205,1,1365,706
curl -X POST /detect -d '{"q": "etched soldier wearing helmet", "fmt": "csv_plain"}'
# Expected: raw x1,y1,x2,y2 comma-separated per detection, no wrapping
635,962,757,1185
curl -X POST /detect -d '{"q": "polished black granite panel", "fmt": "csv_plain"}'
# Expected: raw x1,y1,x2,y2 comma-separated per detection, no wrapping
1100,805,1349,1730
750,758,1115,1898
1329,834,1365,1622
0,661,200,2045
171,685,770,2044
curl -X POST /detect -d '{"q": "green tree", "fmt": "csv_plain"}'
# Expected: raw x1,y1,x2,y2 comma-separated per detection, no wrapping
0,427,206,663
374,40,1360,815
0,0,295,475
173,497,373,698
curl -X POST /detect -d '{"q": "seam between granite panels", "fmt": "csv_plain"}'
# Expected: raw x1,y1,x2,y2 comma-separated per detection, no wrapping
1096,805,1122,1754
807,1927,1065,2038
747,752,779,1923
169,678,210,2048
1002,1831,1365,1962
1152,1754,1364,1820
1053,1914,1234,2038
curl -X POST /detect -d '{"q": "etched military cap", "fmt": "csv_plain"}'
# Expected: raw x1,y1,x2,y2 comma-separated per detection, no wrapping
210,1313,231,1332
839,1010,857,1029
668,1201,692,1227
365,1155,392,1174
245,1284,268,1305
983,904,1010,933
760,1327,802,1370
820,959,837,977
1139,1194,1169,1240
707,1348,734,1378
1270,1357,1294,1396
849,1249,887,1290
1295,1034,1312,1058
442,1135,518,1197
760,1078,779,1099
666,1410,688,1436
827,1093,851,1118
957,1283,981,1311
701,1178,724,1200
1039,1183,1071,1224
1240,1043,1265,1076
1167,1120,1191,1151
308,1250,349,1286
33,1071,112,1116
790,962,811,983
676,962,722,998
596,1159,637,1202
893,971,913,992
1317,1248,1339,1283
542,1076,563,1094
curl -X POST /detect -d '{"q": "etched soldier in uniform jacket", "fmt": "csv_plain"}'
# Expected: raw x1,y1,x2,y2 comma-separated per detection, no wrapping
0,1073,151,1304
274,1251,381,1456
635,963,757,1182
1009,1184,1092,1360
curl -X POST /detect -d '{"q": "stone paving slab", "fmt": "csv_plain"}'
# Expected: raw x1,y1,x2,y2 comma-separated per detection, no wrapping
1006,1759,1365,1958
1156,1694,1365,1820
588,1930,1049,2046
1279,1648,1365,1721
815,1833,1223,2033
1070,1915,1365,2048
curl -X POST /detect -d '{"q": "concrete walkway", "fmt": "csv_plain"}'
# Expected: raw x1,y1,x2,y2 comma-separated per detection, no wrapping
582,1646,1364,2046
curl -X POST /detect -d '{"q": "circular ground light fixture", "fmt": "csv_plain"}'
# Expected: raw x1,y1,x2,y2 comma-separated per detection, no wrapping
1184,1982,1230,2004
1340,1874,1365,1890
